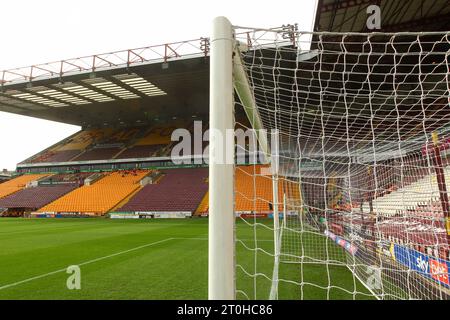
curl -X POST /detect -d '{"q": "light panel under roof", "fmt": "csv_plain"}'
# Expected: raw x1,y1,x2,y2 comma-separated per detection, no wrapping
11,92,67,107
37,89,91,105
63,85,115,103
89,80,140,100
116,75,167,97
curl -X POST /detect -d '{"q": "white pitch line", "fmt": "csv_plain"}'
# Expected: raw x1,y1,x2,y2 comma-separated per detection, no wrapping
0,237,274,291
174,237,274,242
0,237,174,291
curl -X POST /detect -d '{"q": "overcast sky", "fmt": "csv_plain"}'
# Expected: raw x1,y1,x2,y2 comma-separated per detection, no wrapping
0,0,317,170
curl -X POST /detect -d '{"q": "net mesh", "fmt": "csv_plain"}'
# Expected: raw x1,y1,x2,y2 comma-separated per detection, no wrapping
232,27,450,300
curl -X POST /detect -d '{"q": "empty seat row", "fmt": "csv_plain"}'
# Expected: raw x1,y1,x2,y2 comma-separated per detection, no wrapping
118,168,208,213
0,174,50,199
39,170,149,215
0,185,76,209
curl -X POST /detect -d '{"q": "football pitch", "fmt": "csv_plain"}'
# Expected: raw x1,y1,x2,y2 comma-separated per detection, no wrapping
0,218,373,300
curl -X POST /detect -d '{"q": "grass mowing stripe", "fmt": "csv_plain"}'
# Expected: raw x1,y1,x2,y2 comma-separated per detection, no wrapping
0,237,174,291
0,218,373,299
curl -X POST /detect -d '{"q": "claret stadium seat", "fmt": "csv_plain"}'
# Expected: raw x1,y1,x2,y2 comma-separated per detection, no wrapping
118,168,208,213
0,174,50,199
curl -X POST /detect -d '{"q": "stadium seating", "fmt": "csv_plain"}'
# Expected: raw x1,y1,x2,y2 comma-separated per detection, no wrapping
40,172,92,185
39,170,149,215
195,191,209,215
0,174,50,199
100,127,145,145
21,119,208,165
58,128,113,151
135,124,181,146
115,144,166,159
235,165,284,213
361,166,450,216
194,166,289,214
0,185,76,209
30,149,81,163
23,129,109,164
118,168,208,213
73,147,122,161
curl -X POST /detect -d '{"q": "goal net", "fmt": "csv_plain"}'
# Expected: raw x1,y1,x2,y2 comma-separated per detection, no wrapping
208,17,450,300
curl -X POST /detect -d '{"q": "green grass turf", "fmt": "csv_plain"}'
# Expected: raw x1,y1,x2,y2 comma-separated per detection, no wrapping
0,217,374,300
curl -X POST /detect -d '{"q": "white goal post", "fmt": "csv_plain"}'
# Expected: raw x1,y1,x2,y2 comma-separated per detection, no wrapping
208,16,235,300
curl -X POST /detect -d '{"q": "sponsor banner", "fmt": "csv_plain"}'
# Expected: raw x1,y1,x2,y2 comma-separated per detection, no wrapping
135,211,191,218
235,211,251,217
153,212,190,219
35,213,55,218
268,213,284,219
55,212,91,218
324,230,358,256
110,214,139,219
239,213,269,218
393,244,450,288
111,212,191,219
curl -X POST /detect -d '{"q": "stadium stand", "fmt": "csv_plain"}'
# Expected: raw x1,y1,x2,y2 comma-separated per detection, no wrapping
39,172,92,185
115,144,166,159
361,166,450,217
0,174,50,199
30,149,81,163
73,147,123,161
19,117,211,166
0,185,76,210
23,129,108,164
23,128,122,164
135,124,180,146
39,170,149,215
0,172,94,214
195,191,209,215
235,165,283,213
195,166,292,214
118,168,208,213
60,129,113,151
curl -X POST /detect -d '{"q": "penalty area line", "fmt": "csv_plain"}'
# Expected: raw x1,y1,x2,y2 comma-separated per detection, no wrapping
0,237,174,291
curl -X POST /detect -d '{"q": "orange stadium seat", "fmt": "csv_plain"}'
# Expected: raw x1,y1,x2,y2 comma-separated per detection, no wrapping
195,191,209,215
0,174,50,199
235,165,280,212
196,165,296,214
135,126,174,146
38,170,149,215
58,128,114,151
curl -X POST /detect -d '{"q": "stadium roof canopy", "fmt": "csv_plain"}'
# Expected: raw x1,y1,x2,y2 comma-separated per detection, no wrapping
0,39,210,127
314,0,449,32
0,0,448,128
